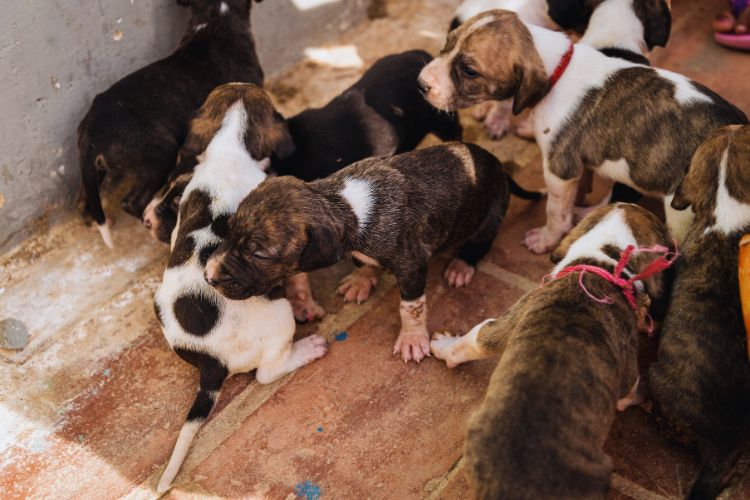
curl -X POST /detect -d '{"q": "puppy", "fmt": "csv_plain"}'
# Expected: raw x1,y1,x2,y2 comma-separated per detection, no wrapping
449,0,671,138
153,84,327,493
78,0,264,248
204,142,537,363
418,9,748,253
145,50,462,309
648,125,750,499
431,203,675,499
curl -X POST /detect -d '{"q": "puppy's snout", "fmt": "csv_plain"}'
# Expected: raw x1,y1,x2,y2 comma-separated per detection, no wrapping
417,77,431,95
204,256,227,286
143,216,152,230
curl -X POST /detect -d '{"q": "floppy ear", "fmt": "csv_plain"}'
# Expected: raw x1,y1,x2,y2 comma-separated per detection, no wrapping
670,177,695,210
247,110,296,160
299,224,344,271
636,0,672,49
512,62,549,115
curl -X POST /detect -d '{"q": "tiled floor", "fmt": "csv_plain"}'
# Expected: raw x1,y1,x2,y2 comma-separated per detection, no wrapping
1,0,749,498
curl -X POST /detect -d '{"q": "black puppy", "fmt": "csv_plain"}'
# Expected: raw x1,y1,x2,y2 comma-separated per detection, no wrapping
204,142,538,363
78,0,263,248
143,49,461,244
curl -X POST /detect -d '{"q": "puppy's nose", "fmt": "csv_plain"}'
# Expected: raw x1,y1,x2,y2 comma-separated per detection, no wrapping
417,77,431,95
143,216,152,230
204,272,218,286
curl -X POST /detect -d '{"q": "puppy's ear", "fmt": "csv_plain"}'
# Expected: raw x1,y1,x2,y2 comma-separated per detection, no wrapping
299,224,343,271
670,177,695,211
247,110,296,160
635,0,671,49
511,62,549,115
176,0,192,6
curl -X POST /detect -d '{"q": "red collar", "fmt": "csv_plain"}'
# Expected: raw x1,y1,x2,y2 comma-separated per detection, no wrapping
548,43,574,90
543,243,679,335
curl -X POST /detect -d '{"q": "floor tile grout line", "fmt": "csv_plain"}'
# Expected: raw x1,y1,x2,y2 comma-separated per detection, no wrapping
477,260,538,292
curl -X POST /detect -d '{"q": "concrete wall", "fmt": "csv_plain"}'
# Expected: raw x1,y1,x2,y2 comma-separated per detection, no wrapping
0,0,368,251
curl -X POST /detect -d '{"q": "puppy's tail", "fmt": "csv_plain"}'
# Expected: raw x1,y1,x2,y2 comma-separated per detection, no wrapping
157,361,228,493
508,175,543,201
79,147,114,249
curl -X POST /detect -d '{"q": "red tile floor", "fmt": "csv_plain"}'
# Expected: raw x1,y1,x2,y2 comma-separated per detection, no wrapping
1,0,748,498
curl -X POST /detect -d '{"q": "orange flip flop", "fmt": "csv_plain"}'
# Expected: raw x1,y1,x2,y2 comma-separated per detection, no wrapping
738,234,750,358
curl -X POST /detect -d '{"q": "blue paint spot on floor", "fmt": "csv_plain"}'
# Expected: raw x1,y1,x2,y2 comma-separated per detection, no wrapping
102,368,111,378
316,426,323,433
294,480,321,500
334,331,348,342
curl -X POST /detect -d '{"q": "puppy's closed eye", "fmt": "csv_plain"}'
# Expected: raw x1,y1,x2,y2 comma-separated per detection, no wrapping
461,64,480,79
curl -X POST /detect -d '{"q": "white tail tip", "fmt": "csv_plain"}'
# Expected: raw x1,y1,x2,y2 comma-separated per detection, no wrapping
157,420,202,493
97,221,114,249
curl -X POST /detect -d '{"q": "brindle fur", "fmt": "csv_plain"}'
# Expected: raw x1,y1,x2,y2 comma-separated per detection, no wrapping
550,67,748,193
648,126,750,499
464,204,673,499
77,0,263,227
206,143,512,303
147,50,461,243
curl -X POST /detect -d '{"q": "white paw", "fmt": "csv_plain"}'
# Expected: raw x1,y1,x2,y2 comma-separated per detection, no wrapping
294,335,329,364
514,116,534,140
393,329,431,363
523,226,561,254
430,332,461,368
444,258,476,288
337,271,378,304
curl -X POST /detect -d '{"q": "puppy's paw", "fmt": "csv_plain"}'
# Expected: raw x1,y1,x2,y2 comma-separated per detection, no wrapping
289,292,326,323
337,268,378,304
430,332,461,368
523,226,560,254
293,334,329,365
393,329,431,364
444,258,476,288
483,109,512,139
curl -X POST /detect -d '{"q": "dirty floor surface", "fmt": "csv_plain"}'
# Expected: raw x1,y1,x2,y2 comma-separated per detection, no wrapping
2,1,749,498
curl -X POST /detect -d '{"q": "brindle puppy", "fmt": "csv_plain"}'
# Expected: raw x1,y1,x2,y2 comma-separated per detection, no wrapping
648,125,750,500
77,0,264,248
204,142,536,363
431,203,674,499
418,9,747,253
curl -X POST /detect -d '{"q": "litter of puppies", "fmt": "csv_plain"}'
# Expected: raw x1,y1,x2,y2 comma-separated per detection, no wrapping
5,0,748,498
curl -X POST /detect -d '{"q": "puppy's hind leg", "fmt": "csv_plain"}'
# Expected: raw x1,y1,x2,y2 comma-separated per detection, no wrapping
255,335,328,384
431,291,529,367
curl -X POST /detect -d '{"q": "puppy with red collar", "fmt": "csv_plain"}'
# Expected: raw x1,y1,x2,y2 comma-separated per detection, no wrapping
204,142,537,363
448,0,671,138
431,203,675,499
153,84,327,492
648,126,750,499
418,9,747,253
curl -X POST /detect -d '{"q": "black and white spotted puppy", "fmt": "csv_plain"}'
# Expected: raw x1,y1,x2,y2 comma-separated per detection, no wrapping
419,9,747,254
153,84,327,493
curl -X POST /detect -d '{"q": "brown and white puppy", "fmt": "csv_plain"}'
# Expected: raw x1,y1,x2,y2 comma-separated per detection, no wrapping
205,143,536,363
153,84,328,493
418,9,747,254
449,0,671,138
77,0,264,248
431,203,674,499
648,125,750,500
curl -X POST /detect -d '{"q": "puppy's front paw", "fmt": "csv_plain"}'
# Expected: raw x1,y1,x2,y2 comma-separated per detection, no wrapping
514,116,534,140
483,107,512,139
289,291,326,323
393,329,431,364
430,332,461,368
523,226,561,254
444,258,476,288
293,334,329,365
337,269,378,304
